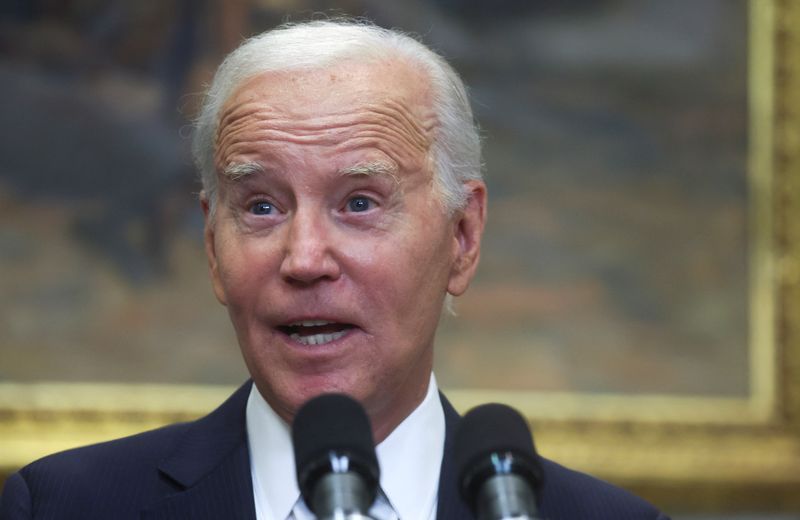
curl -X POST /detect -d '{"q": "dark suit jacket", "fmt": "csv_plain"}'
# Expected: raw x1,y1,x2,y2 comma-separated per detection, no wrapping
1,381,669,519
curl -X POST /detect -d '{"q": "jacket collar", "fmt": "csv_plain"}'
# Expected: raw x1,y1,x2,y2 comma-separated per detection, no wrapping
144,381,256,519
143,381,472,520
436,392,475,520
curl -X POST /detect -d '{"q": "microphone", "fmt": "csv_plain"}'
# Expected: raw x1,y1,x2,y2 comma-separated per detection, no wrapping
455,403,544,520
292,393,380,520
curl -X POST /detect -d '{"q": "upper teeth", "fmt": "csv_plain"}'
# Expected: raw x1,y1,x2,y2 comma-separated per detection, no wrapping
286,320,346,346
292,320,332,327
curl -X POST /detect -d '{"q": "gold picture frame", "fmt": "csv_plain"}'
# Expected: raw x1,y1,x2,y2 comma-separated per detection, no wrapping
1,0,798,512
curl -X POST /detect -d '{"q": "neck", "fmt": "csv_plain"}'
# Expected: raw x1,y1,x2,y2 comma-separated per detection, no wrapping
368,374,433,444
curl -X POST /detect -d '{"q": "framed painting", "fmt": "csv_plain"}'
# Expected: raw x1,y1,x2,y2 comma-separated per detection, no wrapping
1,0,798,512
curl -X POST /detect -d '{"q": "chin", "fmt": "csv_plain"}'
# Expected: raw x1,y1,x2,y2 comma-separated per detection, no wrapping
297,375,363,401
265,373,367,417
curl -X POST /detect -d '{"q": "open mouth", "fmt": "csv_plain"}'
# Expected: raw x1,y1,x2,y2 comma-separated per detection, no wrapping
277,320,355,346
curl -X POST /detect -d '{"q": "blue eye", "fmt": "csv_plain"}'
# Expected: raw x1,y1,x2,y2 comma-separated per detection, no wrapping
347,197,372,212
250,201,273,215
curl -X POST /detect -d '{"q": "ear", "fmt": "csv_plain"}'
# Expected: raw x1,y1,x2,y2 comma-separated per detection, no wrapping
201,191,228,306
447,180,487,296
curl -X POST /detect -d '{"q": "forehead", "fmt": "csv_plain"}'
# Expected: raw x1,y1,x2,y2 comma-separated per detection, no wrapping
214,58,438,179
220,57,435,128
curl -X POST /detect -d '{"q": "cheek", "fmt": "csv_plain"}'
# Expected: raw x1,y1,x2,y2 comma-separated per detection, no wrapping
215,233,274,307
368,226,453,319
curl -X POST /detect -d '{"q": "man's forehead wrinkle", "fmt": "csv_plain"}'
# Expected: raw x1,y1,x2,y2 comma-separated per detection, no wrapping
215,100,280,150
214,134,268,177
214,72,439,179
214,102,276,171
218,72,435,130
363,97,437,152
216,115,433,174
373,99,437,143
217,109,435,157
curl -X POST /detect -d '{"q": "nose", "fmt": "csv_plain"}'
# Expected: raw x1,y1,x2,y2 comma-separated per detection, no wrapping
279,208,342,285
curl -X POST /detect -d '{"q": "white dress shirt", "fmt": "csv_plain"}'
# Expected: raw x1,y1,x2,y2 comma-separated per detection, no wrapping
246,374,445,520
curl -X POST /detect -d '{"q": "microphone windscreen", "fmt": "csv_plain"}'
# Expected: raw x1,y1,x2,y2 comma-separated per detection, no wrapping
292,393,379,494
454,403,542,496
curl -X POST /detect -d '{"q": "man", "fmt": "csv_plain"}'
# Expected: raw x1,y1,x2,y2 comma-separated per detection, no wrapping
1,20,669,519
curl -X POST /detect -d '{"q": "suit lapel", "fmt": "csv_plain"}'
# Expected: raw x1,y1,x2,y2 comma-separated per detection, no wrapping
143,381,257,520
436,393,474,520
140,384,471,519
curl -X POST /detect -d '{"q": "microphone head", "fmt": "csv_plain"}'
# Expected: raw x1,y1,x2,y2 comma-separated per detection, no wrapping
292,393,380,507
455,403,544,509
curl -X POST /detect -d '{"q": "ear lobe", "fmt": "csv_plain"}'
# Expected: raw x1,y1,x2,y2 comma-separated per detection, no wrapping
447,180,487,297
201,192,228,306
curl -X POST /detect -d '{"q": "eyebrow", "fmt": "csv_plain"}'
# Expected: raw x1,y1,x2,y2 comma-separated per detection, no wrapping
338,160,399,180
222,162,264,180
221,160,399,183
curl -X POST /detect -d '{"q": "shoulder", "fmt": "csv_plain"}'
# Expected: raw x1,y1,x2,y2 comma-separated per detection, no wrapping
437,394,669,519
538,457,669,520
1,381,253,519
1,422,191,519
23,420,190,483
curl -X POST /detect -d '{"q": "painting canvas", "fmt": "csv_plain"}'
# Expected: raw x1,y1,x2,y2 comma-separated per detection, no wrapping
0,0,749,397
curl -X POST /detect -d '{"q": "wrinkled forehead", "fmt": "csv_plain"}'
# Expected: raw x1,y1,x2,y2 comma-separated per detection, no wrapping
216,57,437,141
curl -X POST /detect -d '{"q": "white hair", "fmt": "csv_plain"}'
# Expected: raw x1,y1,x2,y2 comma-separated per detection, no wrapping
192,19,482,215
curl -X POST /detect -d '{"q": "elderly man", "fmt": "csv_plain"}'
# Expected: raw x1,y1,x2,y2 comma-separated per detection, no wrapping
1,20,668,520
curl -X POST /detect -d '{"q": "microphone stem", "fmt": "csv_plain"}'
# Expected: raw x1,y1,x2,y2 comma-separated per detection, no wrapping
477,474,540,520
312,472,377,520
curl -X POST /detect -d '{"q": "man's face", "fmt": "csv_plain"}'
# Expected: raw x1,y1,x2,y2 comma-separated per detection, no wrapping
204,58,484,438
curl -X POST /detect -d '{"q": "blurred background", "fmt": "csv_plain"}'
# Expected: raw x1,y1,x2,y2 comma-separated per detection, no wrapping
0,0,749,395
1,0,786,517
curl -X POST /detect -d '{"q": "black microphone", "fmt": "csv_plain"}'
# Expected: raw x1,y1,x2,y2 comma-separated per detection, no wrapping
292,393,380,520
455,403,544,520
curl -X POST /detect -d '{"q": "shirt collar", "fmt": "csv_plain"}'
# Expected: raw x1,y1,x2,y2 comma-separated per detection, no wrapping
375,373,444,520
246,384,297,520
246,374,445,520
